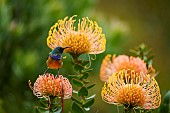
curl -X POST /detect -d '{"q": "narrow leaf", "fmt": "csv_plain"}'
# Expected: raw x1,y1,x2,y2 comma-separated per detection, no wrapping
72,78,83,87
85,94,96,100
74,64,84,72
35,107,48,113
35,107,40,113
87,83,96,89
39,100,48,108
163,90,170,104
71,97,82,105
72,102,84,113
78,86,88,96
83,80,90,84
53,106,62,113
83,98,95,108
81,73,89,79
68,75,80,78
158,104,169,113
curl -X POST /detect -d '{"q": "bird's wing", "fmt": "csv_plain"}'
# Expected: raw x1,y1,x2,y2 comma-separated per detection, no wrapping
47,52,52,60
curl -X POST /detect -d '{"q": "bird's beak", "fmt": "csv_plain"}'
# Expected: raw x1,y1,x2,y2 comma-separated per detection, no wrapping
62,46,71,52
64,46,71,49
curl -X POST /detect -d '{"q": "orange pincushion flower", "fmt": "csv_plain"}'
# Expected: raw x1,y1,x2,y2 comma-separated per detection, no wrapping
28,73,72,99
100,54,155,82
101,69,161,109
47,15,106,57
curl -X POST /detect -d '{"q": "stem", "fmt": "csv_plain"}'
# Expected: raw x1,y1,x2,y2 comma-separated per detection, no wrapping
48,97,52,113
72,57,89,107
124,108,135,113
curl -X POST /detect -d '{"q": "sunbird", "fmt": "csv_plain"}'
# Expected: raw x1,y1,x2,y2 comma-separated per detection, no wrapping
44,46,70,75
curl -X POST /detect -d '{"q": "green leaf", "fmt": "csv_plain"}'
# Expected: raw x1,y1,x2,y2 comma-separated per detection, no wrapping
78,86,88,96
158,90,170,113
35,107,40,113
146,56,154,65
87,83,96,89
143,55,147,61
129,49,138,55
83,80,90,84
74,64,84,72
72,102,84,113
83,98,95,108
139,43,146,51
163,90,170,104
72,78,83,87
71,97,82,105
51,104,61,110
159,104,169,113
52,106,62,113
35,107,48,113
68,75,81,78
39,98,48,102
85,94,96,100
39,100,48,108
81,73,89,79
82,60,89,66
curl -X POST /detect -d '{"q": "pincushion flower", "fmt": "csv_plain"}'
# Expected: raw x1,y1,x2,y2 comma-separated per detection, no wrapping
100,54,155,82
28,73,72,99
47,15,106,58
101,69,161,109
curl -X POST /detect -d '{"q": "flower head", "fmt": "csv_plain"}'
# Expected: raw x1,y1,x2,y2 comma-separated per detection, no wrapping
100,54,155,82
29,73,72,99
47,15,106,58
101,69,161,109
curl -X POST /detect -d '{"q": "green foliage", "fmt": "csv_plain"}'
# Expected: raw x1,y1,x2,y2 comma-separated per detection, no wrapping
81,72,89,79
35,97,62,113
85,94,96,100
74,64,84,72
83,98,95,108
87,83,96,89
70,57,96,112
78,86,88,96
71,97,82,105
72,78,84,87
72,102,84,113
130,43,154,67
158,90,170,113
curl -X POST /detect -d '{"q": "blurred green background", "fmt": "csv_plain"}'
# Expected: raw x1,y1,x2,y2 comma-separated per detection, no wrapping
0,0,170,113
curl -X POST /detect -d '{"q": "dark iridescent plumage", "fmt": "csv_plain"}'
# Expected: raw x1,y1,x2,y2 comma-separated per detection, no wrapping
51,54,62,60
44,46,70,75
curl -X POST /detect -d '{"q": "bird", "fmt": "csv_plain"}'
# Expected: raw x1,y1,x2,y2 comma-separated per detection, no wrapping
44,46,70,76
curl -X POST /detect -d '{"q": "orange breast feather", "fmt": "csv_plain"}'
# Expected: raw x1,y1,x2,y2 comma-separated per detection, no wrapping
46,57,62,69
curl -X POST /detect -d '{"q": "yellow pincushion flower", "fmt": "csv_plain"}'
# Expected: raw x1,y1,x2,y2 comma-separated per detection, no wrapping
100,54,155,82
101,69,161,109
47,15,106,58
